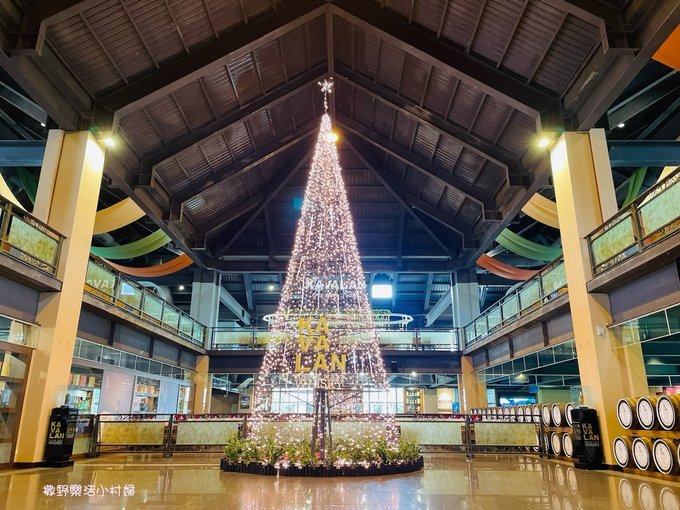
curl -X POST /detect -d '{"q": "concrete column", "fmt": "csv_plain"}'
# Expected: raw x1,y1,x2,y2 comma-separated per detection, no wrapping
14,131,104,464
451,269,480,328
192,355,211,414
550,129,648,465
460,356,487,412
190,269,221,333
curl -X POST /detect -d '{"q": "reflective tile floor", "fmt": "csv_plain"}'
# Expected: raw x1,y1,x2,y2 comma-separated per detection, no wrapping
1,453,679,509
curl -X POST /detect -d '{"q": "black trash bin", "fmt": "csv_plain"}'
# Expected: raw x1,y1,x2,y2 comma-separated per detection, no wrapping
42,406,79,467
570,406,604,470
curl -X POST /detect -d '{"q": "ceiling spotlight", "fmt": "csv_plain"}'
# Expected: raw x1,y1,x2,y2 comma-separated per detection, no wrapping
102,136,116,148
267,284,275,291
537,136,551,148
178,285,185,291
410,371,417,377
617,122,625,128
40,122,46,127
326,131,339,143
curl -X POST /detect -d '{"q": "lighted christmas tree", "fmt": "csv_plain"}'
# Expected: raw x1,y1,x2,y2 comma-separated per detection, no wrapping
249,79,398,460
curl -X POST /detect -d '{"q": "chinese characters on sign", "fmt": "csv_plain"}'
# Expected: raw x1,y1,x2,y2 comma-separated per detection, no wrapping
42,484,135,497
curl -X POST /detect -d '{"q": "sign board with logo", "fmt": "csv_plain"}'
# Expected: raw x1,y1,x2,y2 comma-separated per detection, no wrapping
43,406,79,467
570,407,604,470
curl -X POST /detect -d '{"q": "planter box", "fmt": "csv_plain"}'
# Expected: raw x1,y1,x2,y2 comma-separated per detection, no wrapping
220,456,424,477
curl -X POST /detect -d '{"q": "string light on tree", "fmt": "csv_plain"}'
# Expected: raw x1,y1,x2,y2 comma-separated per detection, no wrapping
249,78,398,461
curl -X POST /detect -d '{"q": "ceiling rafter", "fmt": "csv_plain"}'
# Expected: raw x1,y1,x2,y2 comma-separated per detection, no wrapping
343,140,454,258
345,134,476,248
95,0,327,127
171,117,320,207
335,68,521,181
337,112,496,216
211,146,313,256
331,0,558,125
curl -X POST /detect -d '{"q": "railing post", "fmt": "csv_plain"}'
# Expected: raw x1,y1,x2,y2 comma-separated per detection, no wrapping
164,415,174,458
0,201,12,252
465,414,473,459
630,204,644,254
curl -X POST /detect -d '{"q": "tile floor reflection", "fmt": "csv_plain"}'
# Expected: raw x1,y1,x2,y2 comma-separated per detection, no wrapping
0,453,678,509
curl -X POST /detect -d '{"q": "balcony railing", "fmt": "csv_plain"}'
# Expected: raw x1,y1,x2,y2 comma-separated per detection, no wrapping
0,197,64,275
84,258,206,347
211,328,460,351
463,259,567,349
587,167,680,275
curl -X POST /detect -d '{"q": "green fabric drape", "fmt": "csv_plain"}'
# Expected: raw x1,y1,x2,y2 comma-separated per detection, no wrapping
16,168,37,205
496,229,562,262
90,229,171,259
622,166,648,208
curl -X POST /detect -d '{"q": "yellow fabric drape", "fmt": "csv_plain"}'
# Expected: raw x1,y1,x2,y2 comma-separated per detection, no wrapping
93,198,145,235
103,253,193,277
521,193,559,229
0,173,26,211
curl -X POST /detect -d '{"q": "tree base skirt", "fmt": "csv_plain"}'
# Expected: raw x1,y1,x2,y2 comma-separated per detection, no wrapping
220,457,424,477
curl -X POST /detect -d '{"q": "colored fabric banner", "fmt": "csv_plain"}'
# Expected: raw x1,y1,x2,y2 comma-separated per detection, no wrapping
103,253,193,277
16,168,37,204
496,229,562,262
476,254,539,281
521,194,559,229
93,198,145,235
90,229,171,259
622,167,648,208
0,173,26,211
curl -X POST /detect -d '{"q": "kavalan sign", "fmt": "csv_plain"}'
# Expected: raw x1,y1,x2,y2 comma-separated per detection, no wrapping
294,316,347,373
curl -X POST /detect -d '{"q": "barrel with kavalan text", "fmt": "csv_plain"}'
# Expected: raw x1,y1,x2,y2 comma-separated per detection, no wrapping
613,436,634,468
637,396,660,430
656,394,680,431
617,398,640,430
632,436,655,471
652,438,680,475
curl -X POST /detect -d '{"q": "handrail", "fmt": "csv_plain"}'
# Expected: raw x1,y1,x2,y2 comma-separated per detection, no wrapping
0,195,65,275
84,256,207,347
463,258,567,349
587,166,680,275
211,327,460,351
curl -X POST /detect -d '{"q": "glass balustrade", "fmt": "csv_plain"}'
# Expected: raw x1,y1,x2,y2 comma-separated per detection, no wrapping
0,197,64,275
463,259,567,349
84,258,206,346
587,167,680,274
211,328,460,351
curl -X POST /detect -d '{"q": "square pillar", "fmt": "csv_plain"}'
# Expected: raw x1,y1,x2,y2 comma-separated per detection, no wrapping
550,130,648,465
451,269,480,328
459,356,487,412
14,131,104,464
192,355,211,414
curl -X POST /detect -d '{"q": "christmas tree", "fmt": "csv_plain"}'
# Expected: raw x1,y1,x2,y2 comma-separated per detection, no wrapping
250,79,397,460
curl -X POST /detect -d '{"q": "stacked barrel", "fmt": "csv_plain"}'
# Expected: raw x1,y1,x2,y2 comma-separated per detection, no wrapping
470,404,539,423
540,402,575,460
613,394,680,476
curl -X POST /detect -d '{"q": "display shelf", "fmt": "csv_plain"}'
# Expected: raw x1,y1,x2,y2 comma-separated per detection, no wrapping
0,376,21,384
627,428,680,439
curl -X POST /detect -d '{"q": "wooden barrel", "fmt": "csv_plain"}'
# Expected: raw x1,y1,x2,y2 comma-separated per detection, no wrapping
562,433,573,458
551,403,571,427
617,398,640,430
551,432,562,456
637,396,660,430
619,479,635,510
532,405,541,423
632,436,655,471
657,395,680,431
613,436,634,467
564,403,574,427
542,404,552,426
638,483,657,510
660,487,680,510
544,432,550,453
653,438,680,475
